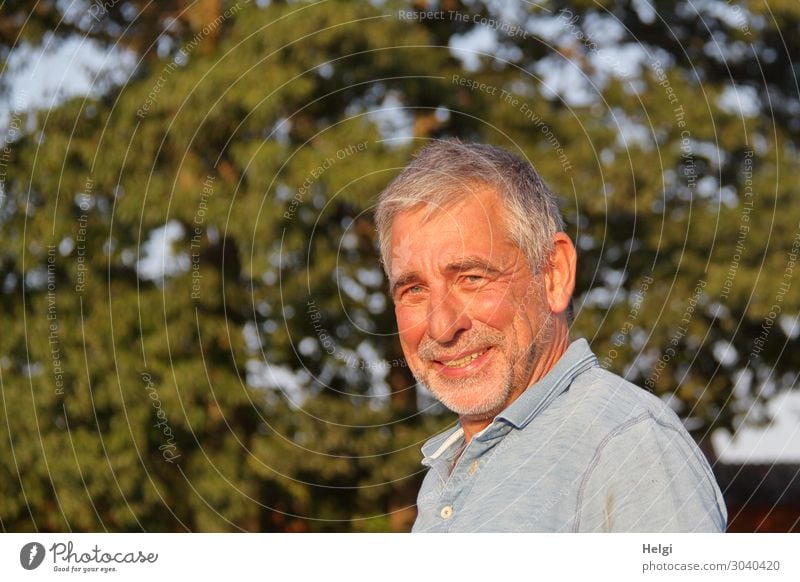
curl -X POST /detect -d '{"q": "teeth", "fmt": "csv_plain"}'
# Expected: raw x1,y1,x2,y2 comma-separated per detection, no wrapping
442,350,486,368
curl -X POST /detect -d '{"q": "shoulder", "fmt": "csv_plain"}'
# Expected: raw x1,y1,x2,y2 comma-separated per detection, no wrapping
539,363,703,462
565,366,722,506
561,364,685,432
563,369,727,531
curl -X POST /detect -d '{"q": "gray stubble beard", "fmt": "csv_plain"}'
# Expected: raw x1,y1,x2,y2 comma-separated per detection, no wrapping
413,330,523,418
414,316,551,418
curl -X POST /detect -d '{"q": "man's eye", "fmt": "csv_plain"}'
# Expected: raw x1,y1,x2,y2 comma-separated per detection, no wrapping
396,285,423,300
463,275,484,284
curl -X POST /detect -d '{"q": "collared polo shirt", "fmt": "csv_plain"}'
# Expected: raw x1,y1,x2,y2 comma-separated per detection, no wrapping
412,339,727,532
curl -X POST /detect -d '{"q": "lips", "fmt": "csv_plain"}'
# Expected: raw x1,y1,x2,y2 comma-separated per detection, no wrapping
438,349,489,368
429,347,494,377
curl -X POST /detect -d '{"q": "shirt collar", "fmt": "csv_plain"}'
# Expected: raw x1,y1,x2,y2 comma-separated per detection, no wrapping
421,424,462,466
494,338,598,431
420,338,599,462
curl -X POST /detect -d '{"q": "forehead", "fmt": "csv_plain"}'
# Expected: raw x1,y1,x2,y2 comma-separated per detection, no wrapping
389,189,519,271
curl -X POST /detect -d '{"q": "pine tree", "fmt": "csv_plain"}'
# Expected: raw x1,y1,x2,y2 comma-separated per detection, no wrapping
1,0,798,531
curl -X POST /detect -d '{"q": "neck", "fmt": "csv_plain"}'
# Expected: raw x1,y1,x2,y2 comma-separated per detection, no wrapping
460,321,570,443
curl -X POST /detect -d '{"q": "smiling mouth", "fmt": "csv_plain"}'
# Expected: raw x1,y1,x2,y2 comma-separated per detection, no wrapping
436,348,490,369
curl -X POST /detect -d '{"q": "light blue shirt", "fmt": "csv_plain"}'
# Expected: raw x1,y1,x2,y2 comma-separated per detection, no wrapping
412,339,727,532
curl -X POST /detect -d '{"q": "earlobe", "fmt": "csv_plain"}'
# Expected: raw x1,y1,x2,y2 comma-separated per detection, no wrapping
544,233,577,314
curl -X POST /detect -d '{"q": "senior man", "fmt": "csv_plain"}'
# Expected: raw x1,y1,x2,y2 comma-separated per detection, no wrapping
375,140,727,532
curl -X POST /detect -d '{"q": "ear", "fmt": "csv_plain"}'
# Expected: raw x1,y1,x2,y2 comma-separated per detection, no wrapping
543,232,577,314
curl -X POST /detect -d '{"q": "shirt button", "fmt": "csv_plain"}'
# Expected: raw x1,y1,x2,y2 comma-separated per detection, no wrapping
440,506,453,520
469,460,479,475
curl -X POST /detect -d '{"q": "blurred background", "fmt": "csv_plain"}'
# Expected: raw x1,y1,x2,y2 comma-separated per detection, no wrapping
0,0,798,532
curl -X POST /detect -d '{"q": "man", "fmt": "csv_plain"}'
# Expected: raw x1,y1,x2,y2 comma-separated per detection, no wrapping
375,140,727,532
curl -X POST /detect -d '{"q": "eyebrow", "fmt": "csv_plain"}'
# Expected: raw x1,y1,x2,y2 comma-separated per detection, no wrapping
390,271,421,298
390,257,503,297
442,257,503,277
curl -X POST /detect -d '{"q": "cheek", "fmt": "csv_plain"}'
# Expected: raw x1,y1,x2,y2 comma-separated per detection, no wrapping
510,294,549,343
395,305,426,347
469,287,519,330
472,285,545,348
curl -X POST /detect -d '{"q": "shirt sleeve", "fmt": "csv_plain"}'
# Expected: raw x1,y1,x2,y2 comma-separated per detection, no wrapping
575,413,728,532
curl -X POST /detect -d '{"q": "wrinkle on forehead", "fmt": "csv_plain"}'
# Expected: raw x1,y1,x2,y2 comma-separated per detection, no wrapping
389,189,513,282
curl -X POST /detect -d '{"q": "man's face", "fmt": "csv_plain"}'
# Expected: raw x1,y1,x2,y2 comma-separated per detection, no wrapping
389,188,554,419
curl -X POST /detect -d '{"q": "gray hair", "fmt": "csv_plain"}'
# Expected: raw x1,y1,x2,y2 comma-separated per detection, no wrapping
375,139,565,275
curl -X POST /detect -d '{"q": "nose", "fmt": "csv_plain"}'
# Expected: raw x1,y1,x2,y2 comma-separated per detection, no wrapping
427,285,471,344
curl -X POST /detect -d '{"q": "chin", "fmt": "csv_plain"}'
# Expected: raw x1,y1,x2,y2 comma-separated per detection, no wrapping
427,377,512,418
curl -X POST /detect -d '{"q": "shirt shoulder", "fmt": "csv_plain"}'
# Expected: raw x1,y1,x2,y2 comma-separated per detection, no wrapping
561,367,726,531
560,365,686,431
